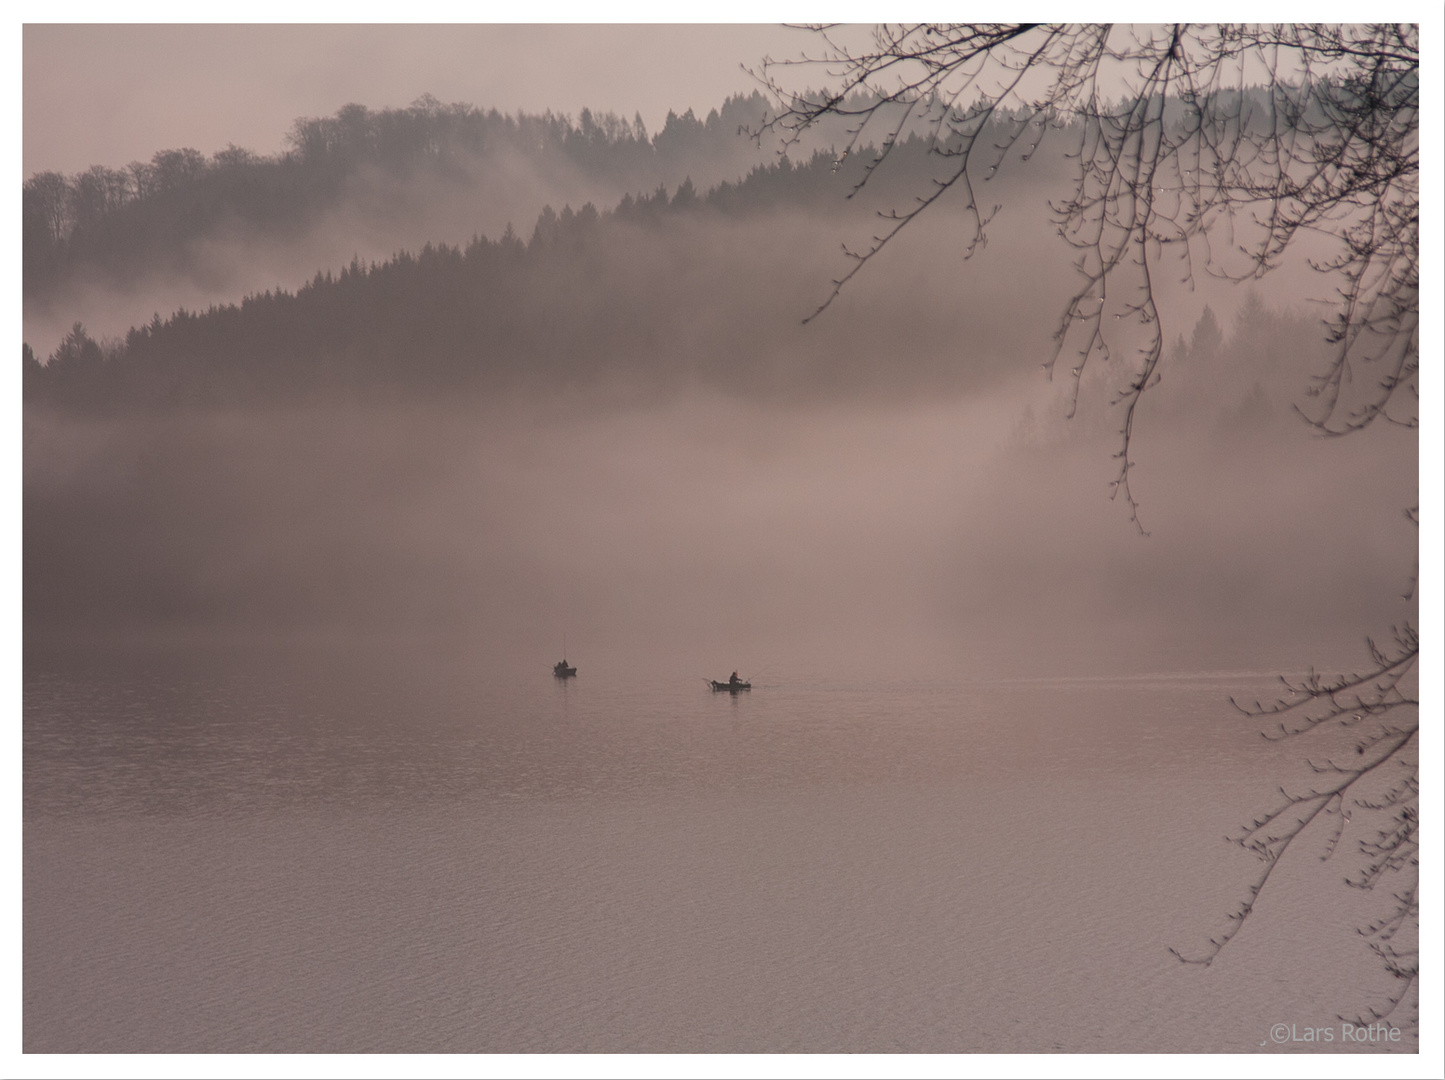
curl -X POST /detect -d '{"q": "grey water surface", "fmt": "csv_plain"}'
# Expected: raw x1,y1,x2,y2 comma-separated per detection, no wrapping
23,645,1413,1053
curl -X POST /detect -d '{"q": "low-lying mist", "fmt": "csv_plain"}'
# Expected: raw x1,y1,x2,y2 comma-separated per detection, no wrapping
26,200,1082,412
26,145,1416,684
24,94,784,360
23,112,1067,370
26,345,1416,683
25,151,685,361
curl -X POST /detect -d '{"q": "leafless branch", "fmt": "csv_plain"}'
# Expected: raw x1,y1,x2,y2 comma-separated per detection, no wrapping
754,24,1418,531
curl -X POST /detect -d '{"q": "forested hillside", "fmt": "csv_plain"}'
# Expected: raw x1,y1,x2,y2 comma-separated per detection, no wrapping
23,93,778,301
24,101,1091,415
22,84,1328,424
24,84,1397,651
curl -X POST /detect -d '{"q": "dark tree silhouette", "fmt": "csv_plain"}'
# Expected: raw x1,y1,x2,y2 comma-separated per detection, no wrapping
23,93,779,303
757,24,1418,527
757,22,1419,1023
1176,621,1420,1026
25,147,959,413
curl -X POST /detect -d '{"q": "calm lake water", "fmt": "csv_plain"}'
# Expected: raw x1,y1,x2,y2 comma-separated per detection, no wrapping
23,643,1417,1053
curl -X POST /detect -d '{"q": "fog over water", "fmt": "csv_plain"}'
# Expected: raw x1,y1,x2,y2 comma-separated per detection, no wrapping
21,22,1426,1064
24,377,1417,678
24,204,1416,680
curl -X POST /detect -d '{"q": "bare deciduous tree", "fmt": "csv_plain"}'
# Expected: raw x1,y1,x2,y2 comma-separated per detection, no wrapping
756,22,1419,1022
1177,620,1420,1024
756,23,1418,526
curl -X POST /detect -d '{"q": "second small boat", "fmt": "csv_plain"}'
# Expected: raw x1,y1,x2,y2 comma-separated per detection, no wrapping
710,672,750,692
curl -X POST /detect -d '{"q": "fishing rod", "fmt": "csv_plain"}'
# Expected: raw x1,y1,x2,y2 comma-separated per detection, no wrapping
742,661,781,684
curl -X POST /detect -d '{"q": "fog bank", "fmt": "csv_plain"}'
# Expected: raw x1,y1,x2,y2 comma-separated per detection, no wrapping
26,375,1416,682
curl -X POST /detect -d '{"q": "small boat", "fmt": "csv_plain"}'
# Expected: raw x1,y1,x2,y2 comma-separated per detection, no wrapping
554,661,577,678
710,679,750,692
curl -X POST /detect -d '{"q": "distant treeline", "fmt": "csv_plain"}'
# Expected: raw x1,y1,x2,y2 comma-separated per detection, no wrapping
25,84,1330,416
25,83,1323,309
24,143,958,412
23,93,777,299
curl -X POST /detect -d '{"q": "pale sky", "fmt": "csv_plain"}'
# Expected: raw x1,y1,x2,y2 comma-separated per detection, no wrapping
22,23,819,177
22,11,1434,180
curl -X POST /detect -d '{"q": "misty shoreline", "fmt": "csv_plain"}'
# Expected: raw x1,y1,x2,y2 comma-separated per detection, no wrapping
23,83,1417,691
